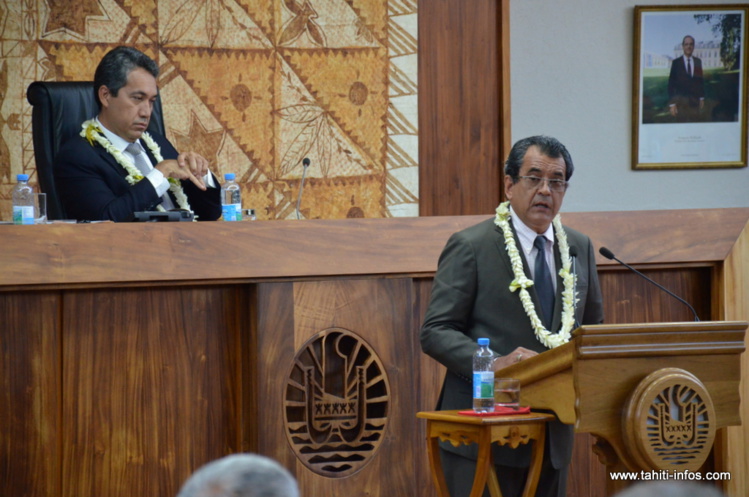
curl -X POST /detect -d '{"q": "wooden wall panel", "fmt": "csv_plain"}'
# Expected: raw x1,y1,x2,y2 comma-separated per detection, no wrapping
418,0,509,216
719,222,749,495
413,277,446,497
246,282,294,468
599,267,713,324
568,433,607,497
59,286,242,497
253,278,429,496
0,291,61,497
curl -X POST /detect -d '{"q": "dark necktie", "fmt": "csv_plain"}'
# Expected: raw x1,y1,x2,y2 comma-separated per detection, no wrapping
687,58,692,77
533,236,555,329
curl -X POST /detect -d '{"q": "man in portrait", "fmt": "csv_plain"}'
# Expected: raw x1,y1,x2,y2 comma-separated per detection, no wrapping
667,35,705,122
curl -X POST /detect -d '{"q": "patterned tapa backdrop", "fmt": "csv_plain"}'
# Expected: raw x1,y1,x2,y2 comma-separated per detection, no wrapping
0,0,418,221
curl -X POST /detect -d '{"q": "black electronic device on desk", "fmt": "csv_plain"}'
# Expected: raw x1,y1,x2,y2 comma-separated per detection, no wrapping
131,210,194,222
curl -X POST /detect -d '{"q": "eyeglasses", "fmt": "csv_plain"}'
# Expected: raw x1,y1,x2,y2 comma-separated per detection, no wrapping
516,175,569,193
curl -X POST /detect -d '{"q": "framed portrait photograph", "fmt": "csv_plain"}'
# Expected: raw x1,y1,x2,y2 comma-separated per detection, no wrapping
633,5,749,169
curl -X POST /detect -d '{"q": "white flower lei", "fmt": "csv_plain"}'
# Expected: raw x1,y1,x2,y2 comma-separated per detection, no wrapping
80,119,192,212
494,201,577,348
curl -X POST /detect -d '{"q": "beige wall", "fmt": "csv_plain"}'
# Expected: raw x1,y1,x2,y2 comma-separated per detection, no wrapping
511,0,749,212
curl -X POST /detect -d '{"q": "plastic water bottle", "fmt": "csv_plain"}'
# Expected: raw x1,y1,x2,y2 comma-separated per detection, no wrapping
221,173,242,221
472,338,495,413
12,174,34,225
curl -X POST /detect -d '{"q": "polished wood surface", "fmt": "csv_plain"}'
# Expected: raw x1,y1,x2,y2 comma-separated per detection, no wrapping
419,0,507,216
566,207,749,266
417,410,554,497
0,216,485,288
60,286,242,496
718,218,749,496
2,208,748,288
0,291,60,497
255,279,425,495
2,208,748,497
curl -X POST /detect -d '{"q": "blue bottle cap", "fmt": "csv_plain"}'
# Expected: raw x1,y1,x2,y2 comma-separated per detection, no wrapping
477,338,489,346
17,174,29,181
224,173,236,181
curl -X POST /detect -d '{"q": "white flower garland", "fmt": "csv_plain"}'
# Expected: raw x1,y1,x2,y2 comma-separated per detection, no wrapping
80,119,192,212
494,201,577,348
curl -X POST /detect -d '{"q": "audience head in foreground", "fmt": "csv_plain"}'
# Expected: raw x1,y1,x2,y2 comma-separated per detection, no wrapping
614,481,726,497
177,453,299,497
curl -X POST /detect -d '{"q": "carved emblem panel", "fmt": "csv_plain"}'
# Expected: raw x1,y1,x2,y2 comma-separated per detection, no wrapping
283,328,390,477
623,368,716,472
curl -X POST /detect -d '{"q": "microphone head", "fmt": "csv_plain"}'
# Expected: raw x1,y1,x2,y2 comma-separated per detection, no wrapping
302,157,311,167
569,246,578,258
599,247,615,260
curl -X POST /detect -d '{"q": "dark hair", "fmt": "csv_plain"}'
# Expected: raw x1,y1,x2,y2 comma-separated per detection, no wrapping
93,46,159,109
504,135,574,181
682,35,695,45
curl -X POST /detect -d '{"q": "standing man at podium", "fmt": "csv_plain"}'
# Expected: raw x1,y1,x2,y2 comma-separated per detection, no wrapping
420,135,604,497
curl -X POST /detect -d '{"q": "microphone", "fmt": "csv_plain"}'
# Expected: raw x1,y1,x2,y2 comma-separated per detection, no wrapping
568,246,580,328
296,158,310,220
598,246,699,321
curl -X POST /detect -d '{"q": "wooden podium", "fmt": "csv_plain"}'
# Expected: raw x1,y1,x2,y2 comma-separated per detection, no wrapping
497,321,747,494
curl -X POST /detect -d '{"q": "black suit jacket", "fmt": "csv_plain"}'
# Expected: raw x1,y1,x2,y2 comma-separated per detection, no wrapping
420,217,604,469
55,131,221,222
668,55,704,105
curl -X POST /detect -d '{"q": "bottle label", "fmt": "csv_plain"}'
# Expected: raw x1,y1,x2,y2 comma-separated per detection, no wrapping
13,206,34,225
222,203,243,222
473,371,494,399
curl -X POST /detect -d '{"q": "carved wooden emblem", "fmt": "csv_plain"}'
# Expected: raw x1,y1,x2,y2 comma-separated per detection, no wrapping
283,328,390,477
623,368,715,471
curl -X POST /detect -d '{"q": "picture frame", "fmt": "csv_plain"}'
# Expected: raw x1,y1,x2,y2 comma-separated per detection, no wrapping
632,4,749,169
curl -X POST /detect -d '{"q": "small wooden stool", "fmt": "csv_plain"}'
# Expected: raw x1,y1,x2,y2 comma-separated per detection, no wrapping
416,410,555,497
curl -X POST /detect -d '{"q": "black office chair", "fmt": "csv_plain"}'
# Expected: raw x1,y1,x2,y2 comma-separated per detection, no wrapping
26,81,165,220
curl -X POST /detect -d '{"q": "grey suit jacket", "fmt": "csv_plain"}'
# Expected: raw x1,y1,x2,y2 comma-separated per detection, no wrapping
420,217,604,469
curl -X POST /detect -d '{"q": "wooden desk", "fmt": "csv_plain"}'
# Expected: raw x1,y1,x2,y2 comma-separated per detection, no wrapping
2,210,748,497
417,410,555,497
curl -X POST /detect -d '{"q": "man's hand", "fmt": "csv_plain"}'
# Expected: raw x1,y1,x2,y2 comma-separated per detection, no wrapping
669,104,678,117
155,151,210,190
492,347,539,371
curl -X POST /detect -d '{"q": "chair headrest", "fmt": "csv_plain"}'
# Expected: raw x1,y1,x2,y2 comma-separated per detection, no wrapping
27,82,99,154
26,81,166,220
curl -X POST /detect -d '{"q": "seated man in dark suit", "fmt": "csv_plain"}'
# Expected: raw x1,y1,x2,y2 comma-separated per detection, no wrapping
54,46,221,221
